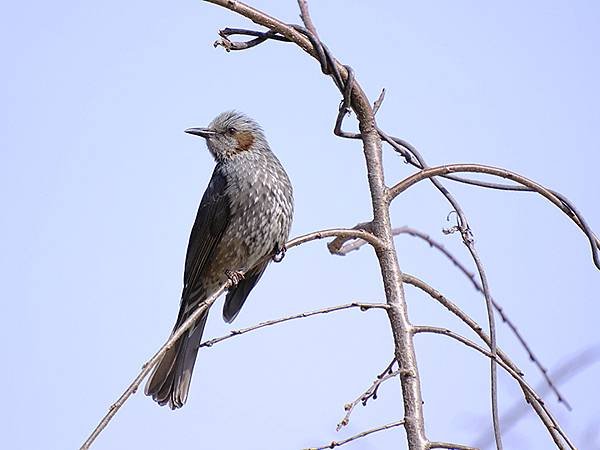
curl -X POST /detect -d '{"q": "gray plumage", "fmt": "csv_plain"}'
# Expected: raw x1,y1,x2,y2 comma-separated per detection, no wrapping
145,111,294,409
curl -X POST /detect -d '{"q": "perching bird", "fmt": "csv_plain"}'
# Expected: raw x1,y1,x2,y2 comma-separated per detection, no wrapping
145,111,294,409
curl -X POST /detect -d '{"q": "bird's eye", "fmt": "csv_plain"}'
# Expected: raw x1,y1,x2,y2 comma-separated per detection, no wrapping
227,126,237,134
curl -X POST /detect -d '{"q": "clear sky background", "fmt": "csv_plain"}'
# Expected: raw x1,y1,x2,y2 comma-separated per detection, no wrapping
1,1,599,449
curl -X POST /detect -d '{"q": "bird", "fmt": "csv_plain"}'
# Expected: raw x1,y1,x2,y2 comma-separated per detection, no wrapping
145,111,294,409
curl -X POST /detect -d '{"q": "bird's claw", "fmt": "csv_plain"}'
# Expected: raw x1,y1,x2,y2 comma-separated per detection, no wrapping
225,269,245,286
273,245,287,263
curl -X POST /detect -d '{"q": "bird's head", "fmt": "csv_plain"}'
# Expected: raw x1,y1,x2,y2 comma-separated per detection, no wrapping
185,111,267,162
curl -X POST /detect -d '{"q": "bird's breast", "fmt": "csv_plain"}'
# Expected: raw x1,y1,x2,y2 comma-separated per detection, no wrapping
219,153,293,268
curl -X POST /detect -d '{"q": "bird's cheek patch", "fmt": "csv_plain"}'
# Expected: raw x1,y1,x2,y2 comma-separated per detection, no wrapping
235,131,255,152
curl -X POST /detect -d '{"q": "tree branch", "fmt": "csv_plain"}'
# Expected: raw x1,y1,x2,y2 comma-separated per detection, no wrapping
200,301,388,349
389,163,600,270
336,359,399,431
286,228,384,253
428,442,477,450
306,420,405,450
297,0,319,38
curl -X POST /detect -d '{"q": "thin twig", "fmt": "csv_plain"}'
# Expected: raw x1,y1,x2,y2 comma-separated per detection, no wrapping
297,0,319,38
286,227,384,252
382,133,527,190
388,163,600,270
327,221,373,255
336,359,399,431
373,88,386,115
463,236,502,449
306,420,405,450
428,442,478,450
215,28,288,51
201,302,388,349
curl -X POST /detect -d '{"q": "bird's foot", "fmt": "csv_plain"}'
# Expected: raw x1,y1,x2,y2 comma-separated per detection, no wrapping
273,245,287,263
225,269,245,286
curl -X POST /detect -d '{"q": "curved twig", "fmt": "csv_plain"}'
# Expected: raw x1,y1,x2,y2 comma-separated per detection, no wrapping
389,163,600,270
336,359,399,431
286,228,384,252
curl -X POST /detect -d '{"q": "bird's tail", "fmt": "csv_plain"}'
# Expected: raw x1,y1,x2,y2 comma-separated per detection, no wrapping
145,309,208,409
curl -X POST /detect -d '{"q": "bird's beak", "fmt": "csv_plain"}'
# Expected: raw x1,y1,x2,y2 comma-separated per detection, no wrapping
185,127,216,138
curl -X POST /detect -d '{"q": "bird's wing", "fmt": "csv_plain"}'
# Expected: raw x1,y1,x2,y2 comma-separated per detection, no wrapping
180,167,230,306
222,259,270,323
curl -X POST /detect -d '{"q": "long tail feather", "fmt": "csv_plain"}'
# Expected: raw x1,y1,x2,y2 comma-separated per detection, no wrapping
145,311,208,409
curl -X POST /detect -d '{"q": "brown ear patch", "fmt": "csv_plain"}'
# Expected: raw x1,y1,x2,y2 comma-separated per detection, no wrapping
235,131,255,152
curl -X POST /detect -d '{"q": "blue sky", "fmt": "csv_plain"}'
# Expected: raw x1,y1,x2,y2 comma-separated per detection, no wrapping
1,1,599,449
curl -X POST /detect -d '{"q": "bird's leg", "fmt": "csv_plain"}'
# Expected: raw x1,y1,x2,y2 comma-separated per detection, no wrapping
225,269,245,286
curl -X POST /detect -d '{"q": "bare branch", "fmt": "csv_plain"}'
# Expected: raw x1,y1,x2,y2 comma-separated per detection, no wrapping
327,221,373,255
428,442,478,450
286,227,384,253
373,88,386,115
200,302,388,349
463,236,502,449
336,359,398,431
306,420,405,450
215,27,288,50
297,0,319,38
388,163,600,270
381,133,528,191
